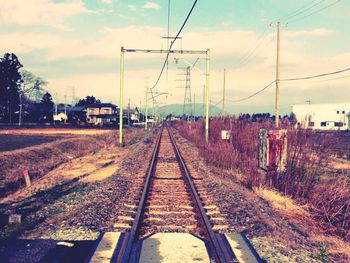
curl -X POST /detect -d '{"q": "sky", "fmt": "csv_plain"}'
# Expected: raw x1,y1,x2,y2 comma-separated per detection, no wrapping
0,0,349,115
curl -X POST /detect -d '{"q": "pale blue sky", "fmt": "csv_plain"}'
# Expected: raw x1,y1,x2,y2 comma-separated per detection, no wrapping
0,0,349,114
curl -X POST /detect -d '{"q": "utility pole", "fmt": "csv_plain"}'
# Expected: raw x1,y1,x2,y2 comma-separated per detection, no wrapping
166,0,171,90
145,85,148,130
64,95,67,124
193,93,196,121
221,68,226,117
152,100,156,127
202,85,205,118
205,49,210,143
128,98,130,126
119,47,125,146
18,93,22,127
54,92,58,125
275,21,281,128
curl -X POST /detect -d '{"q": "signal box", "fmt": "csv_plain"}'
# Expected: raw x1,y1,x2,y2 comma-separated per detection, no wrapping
259,128,287,172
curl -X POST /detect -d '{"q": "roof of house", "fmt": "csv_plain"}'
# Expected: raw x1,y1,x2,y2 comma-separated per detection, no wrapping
70,106,85,112
85,103,118,109
88,114,118,118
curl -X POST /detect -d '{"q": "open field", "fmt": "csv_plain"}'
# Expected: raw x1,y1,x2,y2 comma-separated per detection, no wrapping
0,128,113,152
0,128,113,136
0,127,147,198
0,134,67,152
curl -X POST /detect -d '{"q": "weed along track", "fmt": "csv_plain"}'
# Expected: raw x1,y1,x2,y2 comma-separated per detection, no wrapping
89,125,262,263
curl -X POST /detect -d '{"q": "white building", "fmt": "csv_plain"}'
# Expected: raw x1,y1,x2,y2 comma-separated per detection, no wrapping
292,103,350,130
53,112,68,122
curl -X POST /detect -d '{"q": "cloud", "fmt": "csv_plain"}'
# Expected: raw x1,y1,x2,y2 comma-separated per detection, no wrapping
0,0,93,31
143,2,160,10
259,10,266,16
284,28,333,37
0,26,165,61
128,5,137,12
1,25,346,111
222,20,233,27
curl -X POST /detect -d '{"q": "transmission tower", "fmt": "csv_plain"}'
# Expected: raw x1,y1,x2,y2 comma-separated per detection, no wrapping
177,66,192,118
183,66,192,117
65,86,76,106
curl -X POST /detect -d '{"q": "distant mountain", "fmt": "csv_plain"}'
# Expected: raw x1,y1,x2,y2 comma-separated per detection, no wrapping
152,103,291,117
157,104,221,117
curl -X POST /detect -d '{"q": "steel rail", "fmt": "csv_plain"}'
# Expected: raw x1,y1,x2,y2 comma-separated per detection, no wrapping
166,125,235,263
117,124,235,263
117,126,163,263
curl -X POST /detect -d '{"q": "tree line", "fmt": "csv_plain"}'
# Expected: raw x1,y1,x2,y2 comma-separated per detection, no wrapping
0,53,54,123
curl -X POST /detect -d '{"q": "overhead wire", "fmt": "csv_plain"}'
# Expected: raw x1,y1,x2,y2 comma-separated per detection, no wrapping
150,0,198,93
315,73,350,82
233,25,274,69
287,0,340,24
280,66,350,81
282,0,326,21
225,80,276,103
226,0,343,106
225,66,350,104
233,0,334,70
281,0,320,19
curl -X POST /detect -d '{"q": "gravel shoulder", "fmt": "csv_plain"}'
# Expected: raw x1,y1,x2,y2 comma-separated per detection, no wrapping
0,129,156,242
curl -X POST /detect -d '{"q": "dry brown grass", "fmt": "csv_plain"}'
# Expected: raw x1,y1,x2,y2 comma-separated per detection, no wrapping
329,158,350,170
0,146,129,204
254,186,309,219
0,128,111,135
173,119,350,246
255,186,350,261
0,127,148,200
310,235,350,262
0,137,106,197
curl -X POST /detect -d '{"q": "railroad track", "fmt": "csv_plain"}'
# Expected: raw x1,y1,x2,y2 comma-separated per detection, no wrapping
88,124,262,263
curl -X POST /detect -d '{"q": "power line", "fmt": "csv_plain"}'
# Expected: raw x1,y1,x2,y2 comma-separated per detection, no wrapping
316,73,350,82
287,0,340,24
282,0,321,19
286,74,350,84
234,25,274,69
280,66,350,81
150,0,198,92
282,0,326,21
225,66,350,104
226,80,276,103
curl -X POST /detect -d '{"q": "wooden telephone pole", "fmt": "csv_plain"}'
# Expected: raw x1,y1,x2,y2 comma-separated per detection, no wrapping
221,68,226,116
275,22,281,128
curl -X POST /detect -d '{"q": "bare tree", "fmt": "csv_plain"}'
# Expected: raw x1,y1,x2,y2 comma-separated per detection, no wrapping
18,70,48,125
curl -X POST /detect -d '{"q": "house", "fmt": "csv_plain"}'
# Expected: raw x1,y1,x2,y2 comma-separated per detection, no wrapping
53,112,68,122
292,103,350,130
85,103,119,125
130,109,140,122
125,108,141,123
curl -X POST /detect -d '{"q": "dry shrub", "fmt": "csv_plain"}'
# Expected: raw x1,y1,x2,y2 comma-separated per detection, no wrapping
173,118,350,238
172,118,273,188
310,176,350,238
270,129,335,199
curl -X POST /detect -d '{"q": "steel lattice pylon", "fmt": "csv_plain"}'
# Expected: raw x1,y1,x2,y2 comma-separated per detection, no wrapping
182,66,192,118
